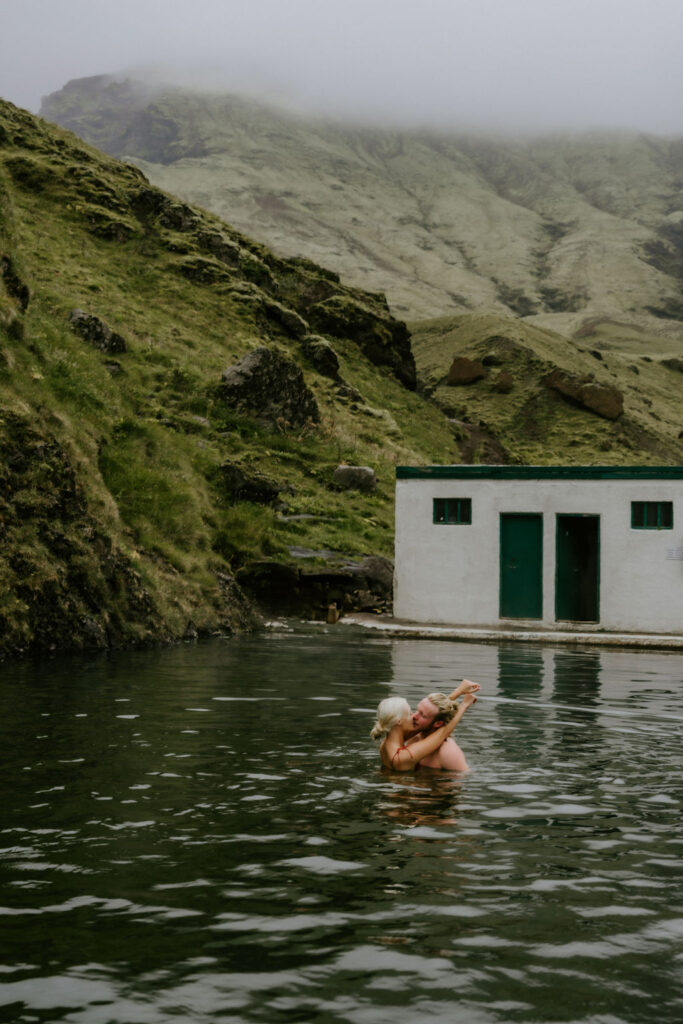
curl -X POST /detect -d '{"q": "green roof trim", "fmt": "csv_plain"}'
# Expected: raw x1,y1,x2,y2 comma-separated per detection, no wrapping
396,465,683,481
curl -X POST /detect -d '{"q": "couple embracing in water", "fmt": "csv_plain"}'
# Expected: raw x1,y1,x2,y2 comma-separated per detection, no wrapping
371,679,480,772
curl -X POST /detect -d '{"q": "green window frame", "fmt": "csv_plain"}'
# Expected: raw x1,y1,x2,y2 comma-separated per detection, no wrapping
433,497,472,524
631,501,673,529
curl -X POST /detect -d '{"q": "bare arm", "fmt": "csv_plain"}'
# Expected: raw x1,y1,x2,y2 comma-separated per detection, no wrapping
449,679,481,700
390,694,476,770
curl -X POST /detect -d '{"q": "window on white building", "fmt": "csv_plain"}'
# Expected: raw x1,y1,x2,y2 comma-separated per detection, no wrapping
433,498,472,524
631,501,673,529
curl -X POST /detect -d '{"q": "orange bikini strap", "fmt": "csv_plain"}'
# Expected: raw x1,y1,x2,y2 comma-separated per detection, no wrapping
391,745,414,767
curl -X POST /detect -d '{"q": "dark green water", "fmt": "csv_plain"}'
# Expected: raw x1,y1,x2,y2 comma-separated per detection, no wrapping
1,626,681,1023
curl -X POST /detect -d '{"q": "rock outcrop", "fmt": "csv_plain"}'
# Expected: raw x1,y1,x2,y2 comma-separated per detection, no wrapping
0,410,162,658
218,346,320,429
236,554,394,618
307,295,416,389
69,309,127,354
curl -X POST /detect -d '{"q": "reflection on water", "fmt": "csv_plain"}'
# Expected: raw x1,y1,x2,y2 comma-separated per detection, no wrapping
0,627,682,1024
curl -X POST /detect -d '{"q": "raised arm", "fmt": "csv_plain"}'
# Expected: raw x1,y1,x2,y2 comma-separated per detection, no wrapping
390,694,476,770
449,679,481,700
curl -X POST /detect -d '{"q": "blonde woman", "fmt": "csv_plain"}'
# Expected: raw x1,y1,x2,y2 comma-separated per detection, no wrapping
371,692,477,772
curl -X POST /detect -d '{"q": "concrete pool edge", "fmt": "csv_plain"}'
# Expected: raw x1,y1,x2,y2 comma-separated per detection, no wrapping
337,613,683,650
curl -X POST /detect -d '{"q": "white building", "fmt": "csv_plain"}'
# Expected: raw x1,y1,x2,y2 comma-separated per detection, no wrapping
394,466,683,635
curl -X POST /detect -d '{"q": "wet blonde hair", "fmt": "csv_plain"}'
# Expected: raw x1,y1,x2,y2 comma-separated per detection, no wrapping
425,692,457,724
370,696,410,741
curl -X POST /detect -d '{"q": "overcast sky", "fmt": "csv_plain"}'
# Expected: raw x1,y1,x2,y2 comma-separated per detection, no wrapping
2,0,683,134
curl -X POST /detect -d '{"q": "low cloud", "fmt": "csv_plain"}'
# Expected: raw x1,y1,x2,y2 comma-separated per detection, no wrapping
2,0,683,134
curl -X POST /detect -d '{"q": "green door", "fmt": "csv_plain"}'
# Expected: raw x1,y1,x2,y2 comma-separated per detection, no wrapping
556,515,600,622
499,513,543,618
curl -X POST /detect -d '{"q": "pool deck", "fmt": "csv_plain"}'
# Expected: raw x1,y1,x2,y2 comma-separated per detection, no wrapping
340,613,683,650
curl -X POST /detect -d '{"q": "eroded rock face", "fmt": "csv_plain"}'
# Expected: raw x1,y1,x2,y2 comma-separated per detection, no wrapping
307,295,416,389
236,554,394,617
218,345,319,429
543,369,623,420
332,464,377,492
69,309,127,354
447,356,486,385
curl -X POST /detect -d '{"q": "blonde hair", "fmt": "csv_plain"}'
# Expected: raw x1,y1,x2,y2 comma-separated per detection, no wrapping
425,692,457,724
370,696,410,741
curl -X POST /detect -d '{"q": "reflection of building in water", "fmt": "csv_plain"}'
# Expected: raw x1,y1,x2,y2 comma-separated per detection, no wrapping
498,645,545,700
495,646,550,758
552,650,606,761
491,646,607,764
553,650,601,706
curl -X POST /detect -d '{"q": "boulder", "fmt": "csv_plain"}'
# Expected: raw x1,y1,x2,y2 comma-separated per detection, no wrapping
69,309,127,354
447,356,486,385
332,464,377,492
543,369,623,420
218,345,319,429
219,461,280,504
661,357,683,374
301,334,342,380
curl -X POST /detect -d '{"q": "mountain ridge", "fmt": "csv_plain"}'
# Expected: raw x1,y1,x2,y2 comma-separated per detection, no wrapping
40,76,683,336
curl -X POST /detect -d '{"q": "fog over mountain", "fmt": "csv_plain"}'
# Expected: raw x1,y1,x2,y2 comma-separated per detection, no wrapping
2,0,683,135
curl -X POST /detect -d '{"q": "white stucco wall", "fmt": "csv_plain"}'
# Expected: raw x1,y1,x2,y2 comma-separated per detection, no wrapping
394,472,683,634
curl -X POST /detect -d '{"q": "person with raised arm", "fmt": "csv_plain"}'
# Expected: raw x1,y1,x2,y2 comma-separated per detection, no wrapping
371,688,477,772
406,679,480,771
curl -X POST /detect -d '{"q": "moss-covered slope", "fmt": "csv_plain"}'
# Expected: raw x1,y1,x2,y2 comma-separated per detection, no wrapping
0,98,459,659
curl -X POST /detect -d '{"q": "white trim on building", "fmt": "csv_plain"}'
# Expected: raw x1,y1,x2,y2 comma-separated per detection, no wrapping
394,467,683,635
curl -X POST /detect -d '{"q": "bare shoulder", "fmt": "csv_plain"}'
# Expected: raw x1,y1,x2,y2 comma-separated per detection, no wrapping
437,738,469,772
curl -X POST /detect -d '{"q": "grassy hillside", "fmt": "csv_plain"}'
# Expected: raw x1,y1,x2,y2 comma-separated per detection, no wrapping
2,93,681,659
410,313,683,466
0,98,459,658
41,77,683,337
